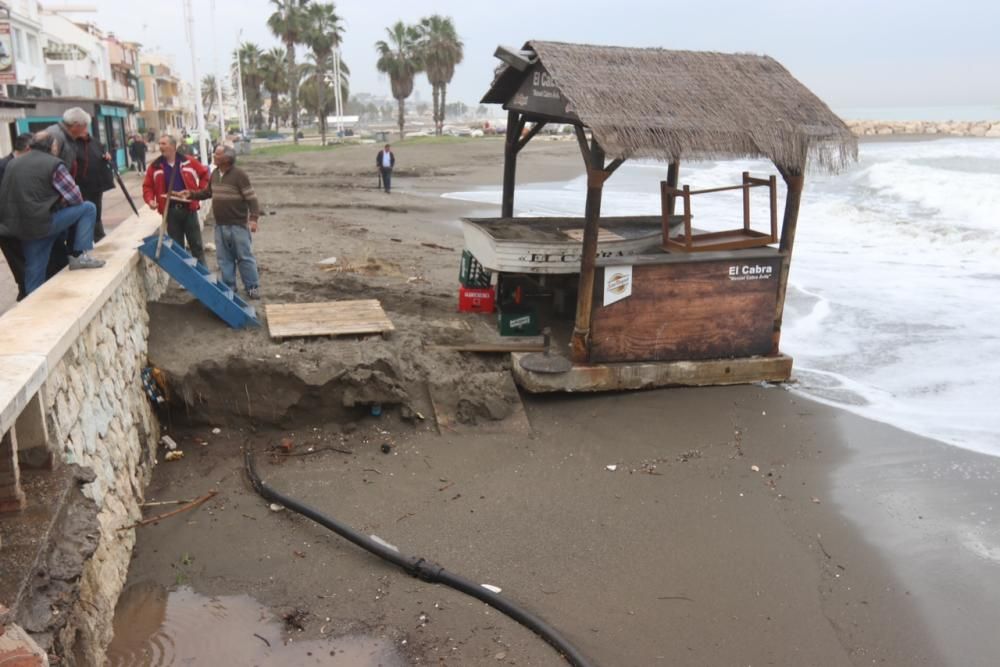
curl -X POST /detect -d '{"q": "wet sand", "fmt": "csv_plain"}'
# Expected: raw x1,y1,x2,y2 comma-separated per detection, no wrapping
117,137,999,665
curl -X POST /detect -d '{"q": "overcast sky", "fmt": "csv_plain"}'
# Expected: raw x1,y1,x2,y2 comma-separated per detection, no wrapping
78,0,999,111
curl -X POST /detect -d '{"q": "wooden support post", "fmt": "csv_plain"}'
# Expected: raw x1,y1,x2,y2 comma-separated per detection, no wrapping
570,140,607,363
516,121,546,153
665,160,680,217
501,110,520,218
769,175,778,242
573,125,592,170
771,172,805,354
742,171,751,231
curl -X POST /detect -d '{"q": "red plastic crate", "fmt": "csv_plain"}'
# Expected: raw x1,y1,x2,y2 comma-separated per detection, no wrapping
458,286,495,313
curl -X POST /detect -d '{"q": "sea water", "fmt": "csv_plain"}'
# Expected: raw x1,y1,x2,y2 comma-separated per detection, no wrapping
442,137,1000,457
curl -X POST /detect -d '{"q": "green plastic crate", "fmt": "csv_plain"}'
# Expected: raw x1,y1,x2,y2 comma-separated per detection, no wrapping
459,249,492,288
497,304,539,336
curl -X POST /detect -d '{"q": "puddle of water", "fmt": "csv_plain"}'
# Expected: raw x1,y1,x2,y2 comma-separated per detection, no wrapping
107,582,408,666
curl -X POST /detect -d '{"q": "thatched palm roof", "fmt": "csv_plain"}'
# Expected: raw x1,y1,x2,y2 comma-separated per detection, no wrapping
483,41,857,173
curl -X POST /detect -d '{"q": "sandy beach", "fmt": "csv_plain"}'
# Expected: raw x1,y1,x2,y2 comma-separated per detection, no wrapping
76,137,1000,665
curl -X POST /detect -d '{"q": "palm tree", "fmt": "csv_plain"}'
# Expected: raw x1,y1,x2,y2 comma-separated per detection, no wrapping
234,42,266,129
267,0,311,143
375,21,422,139
300,56,350,136
418,15,463,135
260,47,288,130
302,2,344,145
201,74,218,121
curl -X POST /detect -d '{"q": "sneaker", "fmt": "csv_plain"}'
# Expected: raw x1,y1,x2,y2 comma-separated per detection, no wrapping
247,286,260,300
68,253,106,270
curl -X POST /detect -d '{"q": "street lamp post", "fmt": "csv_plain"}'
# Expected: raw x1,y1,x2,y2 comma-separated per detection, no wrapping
210,0,225,135
183,0,209,161
235,29,248,136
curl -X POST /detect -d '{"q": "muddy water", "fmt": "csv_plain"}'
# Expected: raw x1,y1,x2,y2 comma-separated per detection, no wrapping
107,583,408,666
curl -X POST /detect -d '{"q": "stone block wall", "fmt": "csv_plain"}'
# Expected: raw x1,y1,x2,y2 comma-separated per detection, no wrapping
847,119,1000,137
36,259,167,664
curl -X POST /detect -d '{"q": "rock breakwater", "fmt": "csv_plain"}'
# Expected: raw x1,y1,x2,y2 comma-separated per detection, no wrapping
847,119,1000,137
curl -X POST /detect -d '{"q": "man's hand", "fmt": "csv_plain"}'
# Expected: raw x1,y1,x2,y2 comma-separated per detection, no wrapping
146,200,156,210
176,190,191,200
249,220,259,233
103,152,112,161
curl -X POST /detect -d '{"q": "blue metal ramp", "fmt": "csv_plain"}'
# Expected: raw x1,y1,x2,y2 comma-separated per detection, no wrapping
139,233,260,329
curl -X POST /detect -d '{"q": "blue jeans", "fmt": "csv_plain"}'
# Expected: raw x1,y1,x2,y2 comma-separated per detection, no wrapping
23,201,97,294
215,224,259,292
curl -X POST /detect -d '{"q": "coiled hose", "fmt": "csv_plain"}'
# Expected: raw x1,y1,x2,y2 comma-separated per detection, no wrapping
244,447,594,667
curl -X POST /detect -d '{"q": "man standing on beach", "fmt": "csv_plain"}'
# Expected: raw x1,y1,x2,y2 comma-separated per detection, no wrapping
181,145,262,299
376,143,395,193
142,135,209,266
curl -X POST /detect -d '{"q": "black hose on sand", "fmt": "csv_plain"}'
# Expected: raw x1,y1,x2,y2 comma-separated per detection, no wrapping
244,447,595,667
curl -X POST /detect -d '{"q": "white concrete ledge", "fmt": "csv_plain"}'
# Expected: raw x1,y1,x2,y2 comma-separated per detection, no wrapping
0,209,162,434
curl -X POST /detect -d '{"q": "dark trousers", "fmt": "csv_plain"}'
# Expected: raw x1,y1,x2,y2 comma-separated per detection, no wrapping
134,156,146,172
380,166,392,192
0,235,27,301
84,190,105,242
167,206,206,266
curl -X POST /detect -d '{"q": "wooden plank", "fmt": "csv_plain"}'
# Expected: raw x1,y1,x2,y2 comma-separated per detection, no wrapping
512,353,793,393
265,300,394,340
589,258,782,363
664,229,773,253
562,228,624,243
438,342,546,353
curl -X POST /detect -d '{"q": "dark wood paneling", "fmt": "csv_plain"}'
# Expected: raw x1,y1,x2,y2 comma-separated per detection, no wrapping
506,63,580,122
590,257,782,363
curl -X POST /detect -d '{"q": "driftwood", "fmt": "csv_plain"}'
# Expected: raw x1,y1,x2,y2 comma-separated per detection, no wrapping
119,491,218,531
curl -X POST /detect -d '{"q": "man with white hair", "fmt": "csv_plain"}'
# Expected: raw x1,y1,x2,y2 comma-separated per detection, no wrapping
45,107,91,170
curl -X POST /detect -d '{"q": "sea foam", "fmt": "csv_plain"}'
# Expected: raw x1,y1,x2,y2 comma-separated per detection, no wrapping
443,138,1000,457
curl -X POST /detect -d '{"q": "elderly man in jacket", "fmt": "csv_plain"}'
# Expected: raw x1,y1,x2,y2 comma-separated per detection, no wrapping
142,134,210,266
181,145,262,299
0,132,105,295
45,107,92,171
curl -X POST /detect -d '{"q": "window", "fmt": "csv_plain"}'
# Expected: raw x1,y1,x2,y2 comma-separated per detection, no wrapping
26,34,38,66
12,28,21,59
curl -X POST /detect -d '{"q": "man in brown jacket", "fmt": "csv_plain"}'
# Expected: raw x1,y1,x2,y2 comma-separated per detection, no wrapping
181,145,261,299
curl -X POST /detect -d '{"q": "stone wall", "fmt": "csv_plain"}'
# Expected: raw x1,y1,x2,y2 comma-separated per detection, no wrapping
41,261,167,664
0,211,167,665
847,119,1000,137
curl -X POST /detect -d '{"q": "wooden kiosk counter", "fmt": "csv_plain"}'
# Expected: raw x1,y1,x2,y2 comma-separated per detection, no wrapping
472,41,857,393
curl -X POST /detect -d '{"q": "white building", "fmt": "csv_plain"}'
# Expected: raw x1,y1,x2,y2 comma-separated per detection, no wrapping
4,0,53,95
38,12,111,100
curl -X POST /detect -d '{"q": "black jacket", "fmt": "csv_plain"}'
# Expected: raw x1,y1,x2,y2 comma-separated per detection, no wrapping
0,153,13,187
376,149,395,169
74,135,115,195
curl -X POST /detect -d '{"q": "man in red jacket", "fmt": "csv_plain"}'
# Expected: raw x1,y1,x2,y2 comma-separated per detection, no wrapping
142,135,210,265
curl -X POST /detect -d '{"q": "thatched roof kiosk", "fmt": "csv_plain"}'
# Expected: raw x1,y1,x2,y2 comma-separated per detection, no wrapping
482,41,857,363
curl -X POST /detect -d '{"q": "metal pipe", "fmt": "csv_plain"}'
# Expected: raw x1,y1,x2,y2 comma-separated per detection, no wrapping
244,448,595,667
